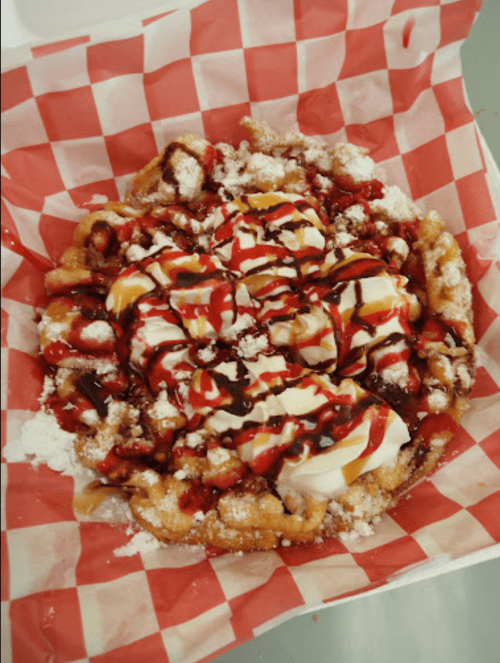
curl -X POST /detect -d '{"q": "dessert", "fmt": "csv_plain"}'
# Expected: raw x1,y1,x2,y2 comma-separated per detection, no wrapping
37,118,475,551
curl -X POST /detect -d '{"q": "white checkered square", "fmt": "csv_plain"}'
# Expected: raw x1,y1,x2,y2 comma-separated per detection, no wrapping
151,113,205,155
238,0,296,48
445,123,484,181
376,154,412,197
77,571,159,657
432,444,500,508
7,522,81,600
394,88,445,153
413,510,495,558
1,249,23,299
249,95,299,133
42,191,87,223
290,553,370,604
2,199,47,260
51,137,114,190
27,46,91,96
0,349,8,412
3,300,38,356
297,34,346,94
461,391,500,443
1,601,11,663
113,174,135,201
418,182,466,236
1,464,7,532
1,99,48,153
478,263,500,316
92,75,151,136
192,50,249,111
431,43,463,85
384,7,441,70
336,70,393,125
338,514,409,554
144,9,192,73
161,602,234,663
347,0,395,29
141,544,206,571
210,550,283,601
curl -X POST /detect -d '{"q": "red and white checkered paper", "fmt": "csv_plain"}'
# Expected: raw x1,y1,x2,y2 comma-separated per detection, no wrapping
2,0,500,661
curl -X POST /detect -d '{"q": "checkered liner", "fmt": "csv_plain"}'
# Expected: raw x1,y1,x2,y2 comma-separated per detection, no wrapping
2,0,499,661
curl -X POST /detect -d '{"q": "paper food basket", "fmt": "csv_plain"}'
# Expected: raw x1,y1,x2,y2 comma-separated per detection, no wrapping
1,1,499,662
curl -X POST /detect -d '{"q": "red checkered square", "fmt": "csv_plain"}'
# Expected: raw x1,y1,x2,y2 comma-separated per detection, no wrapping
471,367,500,400
245,43,298,102
339,23,387,80
1,258,48,308
384,6,441,70
337,70,393,125
31,36,90,59
10,588,87,663
1,530,9,601
297,82,343,136
2,198,50,265
229,566,304,639
36,87,102,142
144,59,200,121
192,51,249,111
433,77,473,132
1,144,65,196
76,522,144,585
352,536,427,583
1,310,8,348
388,480,462,534
277,536,347,566
297,33,345,94
480,429,500,471
51,137,113,189
392,0,439,11
238,0,296,48
147,560,226,630
395,88,445,153
294,0,348,40
89,632,167,663
402,135,453,199
289,552,371,604
92,76,151,136
467,491,500,541
202,103,252,145
456,170,496,230
7,522,81,600
105,124,158,178
440,0,477,48
78,571,159,657
346,116,399,162
389,53,433,114
68,179,120,212
6,463,76,529
39,214,77,265
1,176,45,213
6,348,44,410
1,66,33,112
87,36,144,84
190,0,242,55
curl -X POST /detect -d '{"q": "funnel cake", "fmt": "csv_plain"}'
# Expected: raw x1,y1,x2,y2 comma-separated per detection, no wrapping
39,118,475,550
